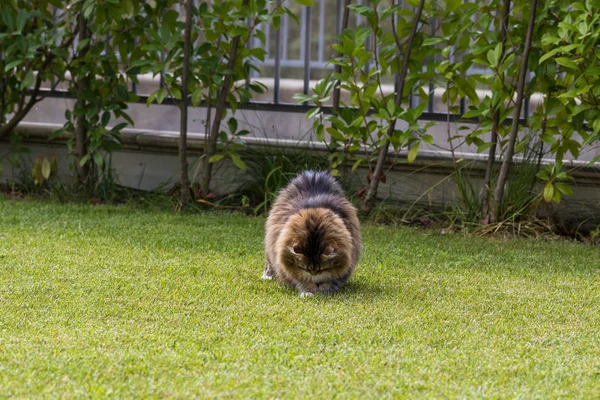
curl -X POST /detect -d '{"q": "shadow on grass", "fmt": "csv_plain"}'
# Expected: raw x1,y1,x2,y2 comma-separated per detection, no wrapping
338,279,387,300
254,277,388,303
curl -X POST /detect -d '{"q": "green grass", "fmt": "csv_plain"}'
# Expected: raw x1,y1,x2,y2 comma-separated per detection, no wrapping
1,199,599,398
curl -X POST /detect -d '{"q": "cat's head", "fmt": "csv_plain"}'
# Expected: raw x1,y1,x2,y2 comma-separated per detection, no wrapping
277,208,352,280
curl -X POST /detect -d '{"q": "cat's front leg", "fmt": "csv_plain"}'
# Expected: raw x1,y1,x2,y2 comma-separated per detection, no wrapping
316,279,344,295
297,282,318,297
262,260,274,280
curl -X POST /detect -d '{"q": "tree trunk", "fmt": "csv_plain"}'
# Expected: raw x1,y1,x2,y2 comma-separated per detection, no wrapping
179,0,193,205
200,0,249,196
75,12,90,189
481,0,512,222
493,0,538,220
361,0,425,214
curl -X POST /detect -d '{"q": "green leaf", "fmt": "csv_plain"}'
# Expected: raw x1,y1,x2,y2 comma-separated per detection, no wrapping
93,152,103,169
476,142,493,153
15,10,27,33
208,154,224,163
191,88,203,107
552,188,562,203
147,91,157,107
487,44,500,67
101,111,110,127
293,93,312,104
83,1,95,19
77,39,91,52
170,87,182,100
315,125,325,142
230,153,246,171
445,0,461,11
555,57,579,70
4,60,22,72
543,182,554,203
555,171,568,180
293,0,313,5
41,158,51,180
79,154,90,167
162,9,179,29
540,133,557,145
572,104,591,116
462,109,480,119
352,159,363,171
387,98,396,116
407,142,420,164
584,67,600,76
156,87,167,104
422,134,434,144
227,118,238,134
326,127,345,141
536,169,550,181
422,37,445,46
21,69,33,90
556,183,574,196
306,108,320,120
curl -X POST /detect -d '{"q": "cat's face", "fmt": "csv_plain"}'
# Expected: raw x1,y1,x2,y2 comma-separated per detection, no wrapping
278,208,352,280
287,241,338,276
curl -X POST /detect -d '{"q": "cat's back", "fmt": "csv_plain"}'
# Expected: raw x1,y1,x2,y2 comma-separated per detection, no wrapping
266,170,345,230
266,170,357,233
277,170,344,204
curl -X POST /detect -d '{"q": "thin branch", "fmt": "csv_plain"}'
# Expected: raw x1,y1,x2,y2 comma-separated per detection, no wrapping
361,0,425,213
481,0,511,220
201,0,250,195
493,0,539,220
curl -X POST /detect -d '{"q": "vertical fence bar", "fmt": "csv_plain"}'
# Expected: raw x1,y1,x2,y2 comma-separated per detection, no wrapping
336,0,342,34
318,0,325,63
131,37,138,94
303,5,312,98
274,20,281,104
282,1,289,60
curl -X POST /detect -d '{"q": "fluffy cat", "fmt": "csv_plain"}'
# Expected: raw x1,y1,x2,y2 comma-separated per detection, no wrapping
263,170,362,296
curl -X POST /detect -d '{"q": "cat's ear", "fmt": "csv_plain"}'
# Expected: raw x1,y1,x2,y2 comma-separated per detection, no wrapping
322,245,336,259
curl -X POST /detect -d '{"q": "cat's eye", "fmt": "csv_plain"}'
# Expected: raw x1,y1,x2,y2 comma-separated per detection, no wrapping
289,243,304,255
293,243,303,254
321,245,335,258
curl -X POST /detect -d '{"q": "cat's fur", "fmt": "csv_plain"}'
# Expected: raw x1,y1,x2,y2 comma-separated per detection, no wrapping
264,171,362,296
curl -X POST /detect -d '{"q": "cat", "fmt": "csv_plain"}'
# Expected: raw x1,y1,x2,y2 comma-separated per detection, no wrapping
263,170,362,297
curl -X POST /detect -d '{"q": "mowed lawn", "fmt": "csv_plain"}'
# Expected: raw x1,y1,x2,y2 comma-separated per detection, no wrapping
0,199,599,398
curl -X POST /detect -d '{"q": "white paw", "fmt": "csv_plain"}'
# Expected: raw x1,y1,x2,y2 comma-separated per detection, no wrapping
299,292,314,298
261,273,273,280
